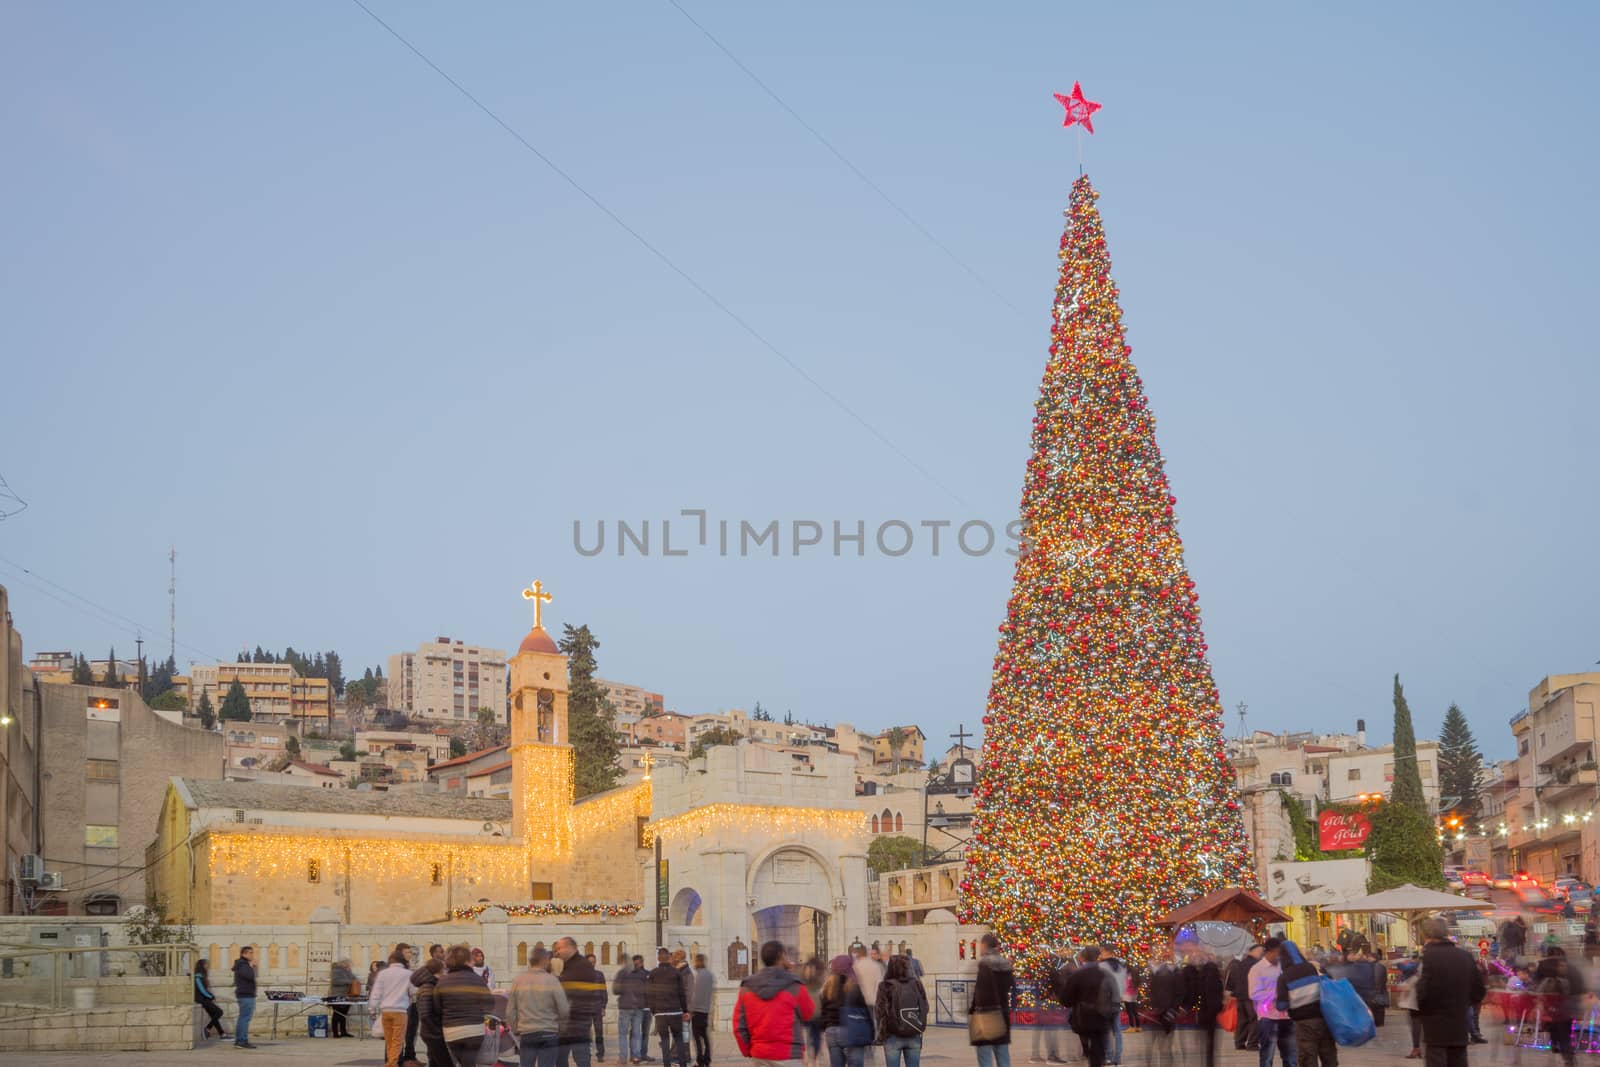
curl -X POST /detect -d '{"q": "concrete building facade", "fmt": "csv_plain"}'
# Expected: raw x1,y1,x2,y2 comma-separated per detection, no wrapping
1505,673,1600,883
190,663,331,728
38,680,224,916
0,587,41,913
387,637,508,724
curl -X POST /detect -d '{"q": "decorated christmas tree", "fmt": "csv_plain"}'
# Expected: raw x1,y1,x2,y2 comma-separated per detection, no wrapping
962,164,1253,962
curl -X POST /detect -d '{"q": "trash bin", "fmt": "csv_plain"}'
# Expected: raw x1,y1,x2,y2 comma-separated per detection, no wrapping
308,1013,329,1038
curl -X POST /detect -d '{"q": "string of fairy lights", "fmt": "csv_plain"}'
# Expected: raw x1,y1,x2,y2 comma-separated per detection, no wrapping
643,804,866,847
962,175,1253,967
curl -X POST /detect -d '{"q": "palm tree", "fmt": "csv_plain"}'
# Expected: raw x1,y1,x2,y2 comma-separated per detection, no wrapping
886,726,908,775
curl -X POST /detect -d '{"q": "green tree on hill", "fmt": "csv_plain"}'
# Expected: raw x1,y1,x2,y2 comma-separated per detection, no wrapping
558,624,623,798
219,680,252,722
690,726,743,759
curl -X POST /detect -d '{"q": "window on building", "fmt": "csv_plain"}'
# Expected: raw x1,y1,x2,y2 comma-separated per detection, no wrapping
530,881,553,901
85,825,118,848
431,862,444,886
86,759,119,781
1520,739,1530,755
636,816,649,849
1347,768,1361,781
308,858,321,883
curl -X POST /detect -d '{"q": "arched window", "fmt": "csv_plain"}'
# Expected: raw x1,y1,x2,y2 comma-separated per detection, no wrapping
601,943,611,966
584,941,595,958
1281,771,1293,785
894,812,904,832
881,808,893,832
517,942,528,967
1269,773,1282,786
871,815,880,833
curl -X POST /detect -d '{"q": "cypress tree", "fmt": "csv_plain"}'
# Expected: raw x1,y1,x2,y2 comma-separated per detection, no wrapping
557,624,623,798
1390,674,1428,815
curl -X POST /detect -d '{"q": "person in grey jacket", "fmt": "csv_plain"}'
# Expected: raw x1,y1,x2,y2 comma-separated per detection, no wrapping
614,954,650,1063
690,954,715,1067
509,948,571,1067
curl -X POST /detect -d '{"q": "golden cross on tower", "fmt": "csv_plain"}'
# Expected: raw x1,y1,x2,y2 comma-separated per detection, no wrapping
521,579,553,629
640,751,655,781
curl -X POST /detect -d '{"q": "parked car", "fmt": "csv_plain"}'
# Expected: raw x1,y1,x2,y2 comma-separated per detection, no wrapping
1553,877,1592,903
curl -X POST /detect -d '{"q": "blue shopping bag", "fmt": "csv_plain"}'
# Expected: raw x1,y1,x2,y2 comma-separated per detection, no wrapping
1319,976,1376,1046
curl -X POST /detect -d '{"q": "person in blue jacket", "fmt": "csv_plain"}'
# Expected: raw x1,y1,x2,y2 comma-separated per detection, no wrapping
193,958,227,1039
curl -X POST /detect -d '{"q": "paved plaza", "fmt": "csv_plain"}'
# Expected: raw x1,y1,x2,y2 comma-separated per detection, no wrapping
0,1020,1546,1066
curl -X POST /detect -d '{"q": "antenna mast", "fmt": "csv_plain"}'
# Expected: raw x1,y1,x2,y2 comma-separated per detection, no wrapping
168,546,176,664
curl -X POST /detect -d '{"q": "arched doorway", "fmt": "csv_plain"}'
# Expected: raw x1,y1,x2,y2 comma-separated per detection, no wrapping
669,887,705,927
748,846,837,962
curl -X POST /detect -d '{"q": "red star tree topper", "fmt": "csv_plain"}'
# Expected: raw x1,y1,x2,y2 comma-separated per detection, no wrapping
1053,82,1102,133
960,174,1253,966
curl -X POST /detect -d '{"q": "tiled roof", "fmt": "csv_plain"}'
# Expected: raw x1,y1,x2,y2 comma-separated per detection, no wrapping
182,778,511,821
426,745,509,773
468,759,513,777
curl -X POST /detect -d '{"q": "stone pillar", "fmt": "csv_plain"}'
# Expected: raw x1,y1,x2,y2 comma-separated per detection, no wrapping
477,907,511,985
837,849,869,949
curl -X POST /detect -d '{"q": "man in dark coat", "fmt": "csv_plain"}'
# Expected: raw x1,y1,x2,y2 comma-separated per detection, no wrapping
1415,918,1487,1067
556,937,608,1067
1181,950,1225,1067
1060,946,1119,1067
646,949,690,1067
1224,944,1263,1050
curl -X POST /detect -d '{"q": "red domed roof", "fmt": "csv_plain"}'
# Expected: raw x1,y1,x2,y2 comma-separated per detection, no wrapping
518,626,559,655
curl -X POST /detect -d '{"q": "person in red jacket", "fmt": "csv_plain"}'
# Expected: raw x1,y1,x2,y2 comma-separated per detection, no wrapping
735,940,819,1066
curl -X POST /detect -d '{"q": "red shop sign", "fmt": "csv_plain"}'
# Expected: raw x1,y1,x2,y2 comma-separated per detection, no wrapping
1318,810,1372,851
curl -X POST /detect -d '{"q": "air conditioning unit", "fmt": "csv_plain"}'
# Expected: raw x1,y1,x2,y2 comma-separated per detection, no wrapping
18,854,43,882
36,872,64,892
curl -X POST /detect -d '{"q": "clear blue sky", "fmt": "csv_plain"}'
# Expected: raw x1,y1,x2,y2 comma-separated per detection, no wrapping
3,2,1596,761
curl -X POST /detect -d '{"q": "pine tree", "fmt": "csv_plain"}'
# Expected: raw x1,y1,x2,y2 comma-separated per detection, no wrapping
557,624,623,798
962,175,1252,963
72,653,94,685
197,692,217,730
1438,703,1483,819
1390,675,1427,815
219,679,252,722
102,647,120,688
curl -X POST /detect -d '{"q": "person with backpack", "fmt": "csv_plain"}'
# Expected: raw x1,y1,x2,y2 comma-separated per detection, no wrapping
1273,941,1332,1067
1061,946,1119,1067
874,955,928,1067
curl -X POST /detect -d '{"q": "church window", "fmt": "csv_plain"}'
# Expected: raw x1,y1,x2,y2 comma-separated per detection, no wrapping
308,859,322,883
894,813,904,832
431,863,444,886
531,881,553,901
636,816,649,848
871,815,880,833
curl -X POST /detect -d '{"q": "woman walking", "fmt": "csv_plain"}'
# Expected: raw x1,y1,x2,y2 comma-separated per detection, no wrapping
820,955,870,1067
194,959,227,1039
369,944,417,1067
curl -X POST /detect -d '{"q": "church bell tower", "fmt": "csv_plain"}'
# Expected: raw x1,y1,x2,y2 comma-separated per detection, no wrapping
509,579,574,855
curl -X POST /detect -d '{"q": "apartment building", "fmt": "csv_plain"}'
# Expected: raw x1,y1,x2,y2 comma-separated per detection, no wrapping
1505,673,1600,883
387,637,508,724
1325,742,1442,808
871,725,927,767
1,588,41,914
190,662,332,727
596,678,664,727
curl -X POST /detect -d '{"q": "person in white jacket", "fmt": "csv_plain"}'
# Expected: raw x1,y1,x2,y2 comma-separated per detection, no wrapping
369,944,417,1067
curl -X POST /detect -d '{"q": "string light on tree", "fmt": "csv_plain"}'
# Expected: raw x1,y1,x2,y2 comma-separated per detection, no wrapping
961,88,1252,966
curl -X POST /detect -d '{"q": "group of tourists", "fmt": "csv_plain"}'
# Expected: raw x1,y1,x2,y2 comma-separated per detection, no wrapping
730,939,929,1067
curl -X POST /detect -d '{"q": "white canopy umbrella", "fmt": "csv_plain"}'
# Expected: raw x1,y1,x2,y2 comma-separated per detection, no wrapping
1321,883,1494,931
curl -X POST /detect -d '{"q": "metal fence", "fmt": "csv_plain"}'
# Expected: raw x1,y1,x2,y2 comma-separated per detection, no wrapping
0,943,197,1012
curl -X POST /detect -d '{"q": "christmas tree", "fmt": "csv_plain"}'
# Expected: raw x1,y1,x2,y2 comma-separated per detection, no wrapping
962,174,1253,962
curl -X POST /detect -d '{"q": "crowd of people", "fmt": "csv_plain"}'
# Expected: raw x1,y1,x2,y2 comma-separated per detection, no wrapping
955,920,1499,1067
